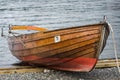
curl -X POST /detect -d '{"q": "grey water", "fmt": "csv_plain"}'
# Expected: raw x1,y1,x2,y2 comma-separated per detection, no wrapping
0,0,120,65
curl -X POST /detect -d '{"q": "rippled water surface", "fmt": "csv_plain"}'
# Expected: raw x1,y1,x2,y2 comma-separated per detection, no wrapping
0,0,120,65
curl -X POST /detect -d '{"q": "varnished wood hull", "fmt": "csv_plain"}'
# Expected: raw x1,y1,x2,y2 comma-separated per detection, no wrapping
8,22,110,72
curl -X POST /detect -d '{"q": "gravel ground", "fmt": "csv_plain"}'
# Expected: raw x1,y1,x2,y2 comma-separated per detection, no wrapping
0,67,119,80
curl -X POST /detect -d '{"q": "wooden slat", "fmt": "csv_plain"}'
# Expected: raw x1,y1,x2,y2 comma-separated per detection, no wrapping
13,34,99,57
15,38,99,61
96,59,120,68
0,59,119,74
0,67,45,74
49,43,96,58
10,29,100,51
9,25,102,43
9,27,101,44
69,48,95,57
14,44,96,65
27,48,96,65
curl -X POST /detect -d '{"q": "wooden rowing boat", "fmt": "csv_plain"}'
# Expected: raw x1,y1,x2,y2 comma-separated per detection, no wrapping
7,21,110,72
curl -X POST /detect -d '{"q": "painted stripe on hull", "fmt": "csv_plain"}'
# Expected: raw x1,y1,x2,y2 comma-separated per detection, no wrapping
49,57,97,72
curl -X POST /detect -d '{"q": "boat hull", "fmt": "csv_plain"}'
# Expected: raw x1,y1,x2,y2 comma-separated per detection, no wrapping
8,22,110,72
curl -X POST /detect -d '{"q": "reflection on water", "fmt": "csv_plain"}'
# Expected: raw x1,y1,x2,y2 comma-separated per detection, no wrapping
0,0,120,65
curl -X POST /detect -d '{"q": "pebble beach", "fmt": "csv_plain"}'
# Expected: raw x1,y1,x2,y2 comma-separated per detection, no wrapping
0,67,119,80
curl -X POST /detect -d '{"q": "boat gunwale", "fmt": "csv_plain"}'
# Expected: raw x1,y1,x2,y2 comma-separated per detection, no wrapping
8,25,102,45
8,22,105,39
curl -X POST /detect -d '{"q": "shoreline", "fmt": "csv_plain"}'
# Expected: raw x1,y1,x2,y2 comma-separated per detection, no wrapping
0,67,119,80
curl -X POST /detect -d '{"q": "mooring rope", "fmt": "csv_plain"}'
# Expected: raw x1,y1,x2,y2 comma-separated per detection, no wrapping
107,22,120,73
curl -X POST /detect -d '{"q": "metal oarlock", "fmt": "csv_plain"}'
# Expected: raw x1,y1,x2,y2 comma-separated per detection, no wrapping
8,24,12,34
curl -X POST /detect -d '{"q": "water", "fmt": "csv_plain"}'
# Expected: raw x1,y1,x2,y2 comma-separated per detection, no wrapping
0,0,120,65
